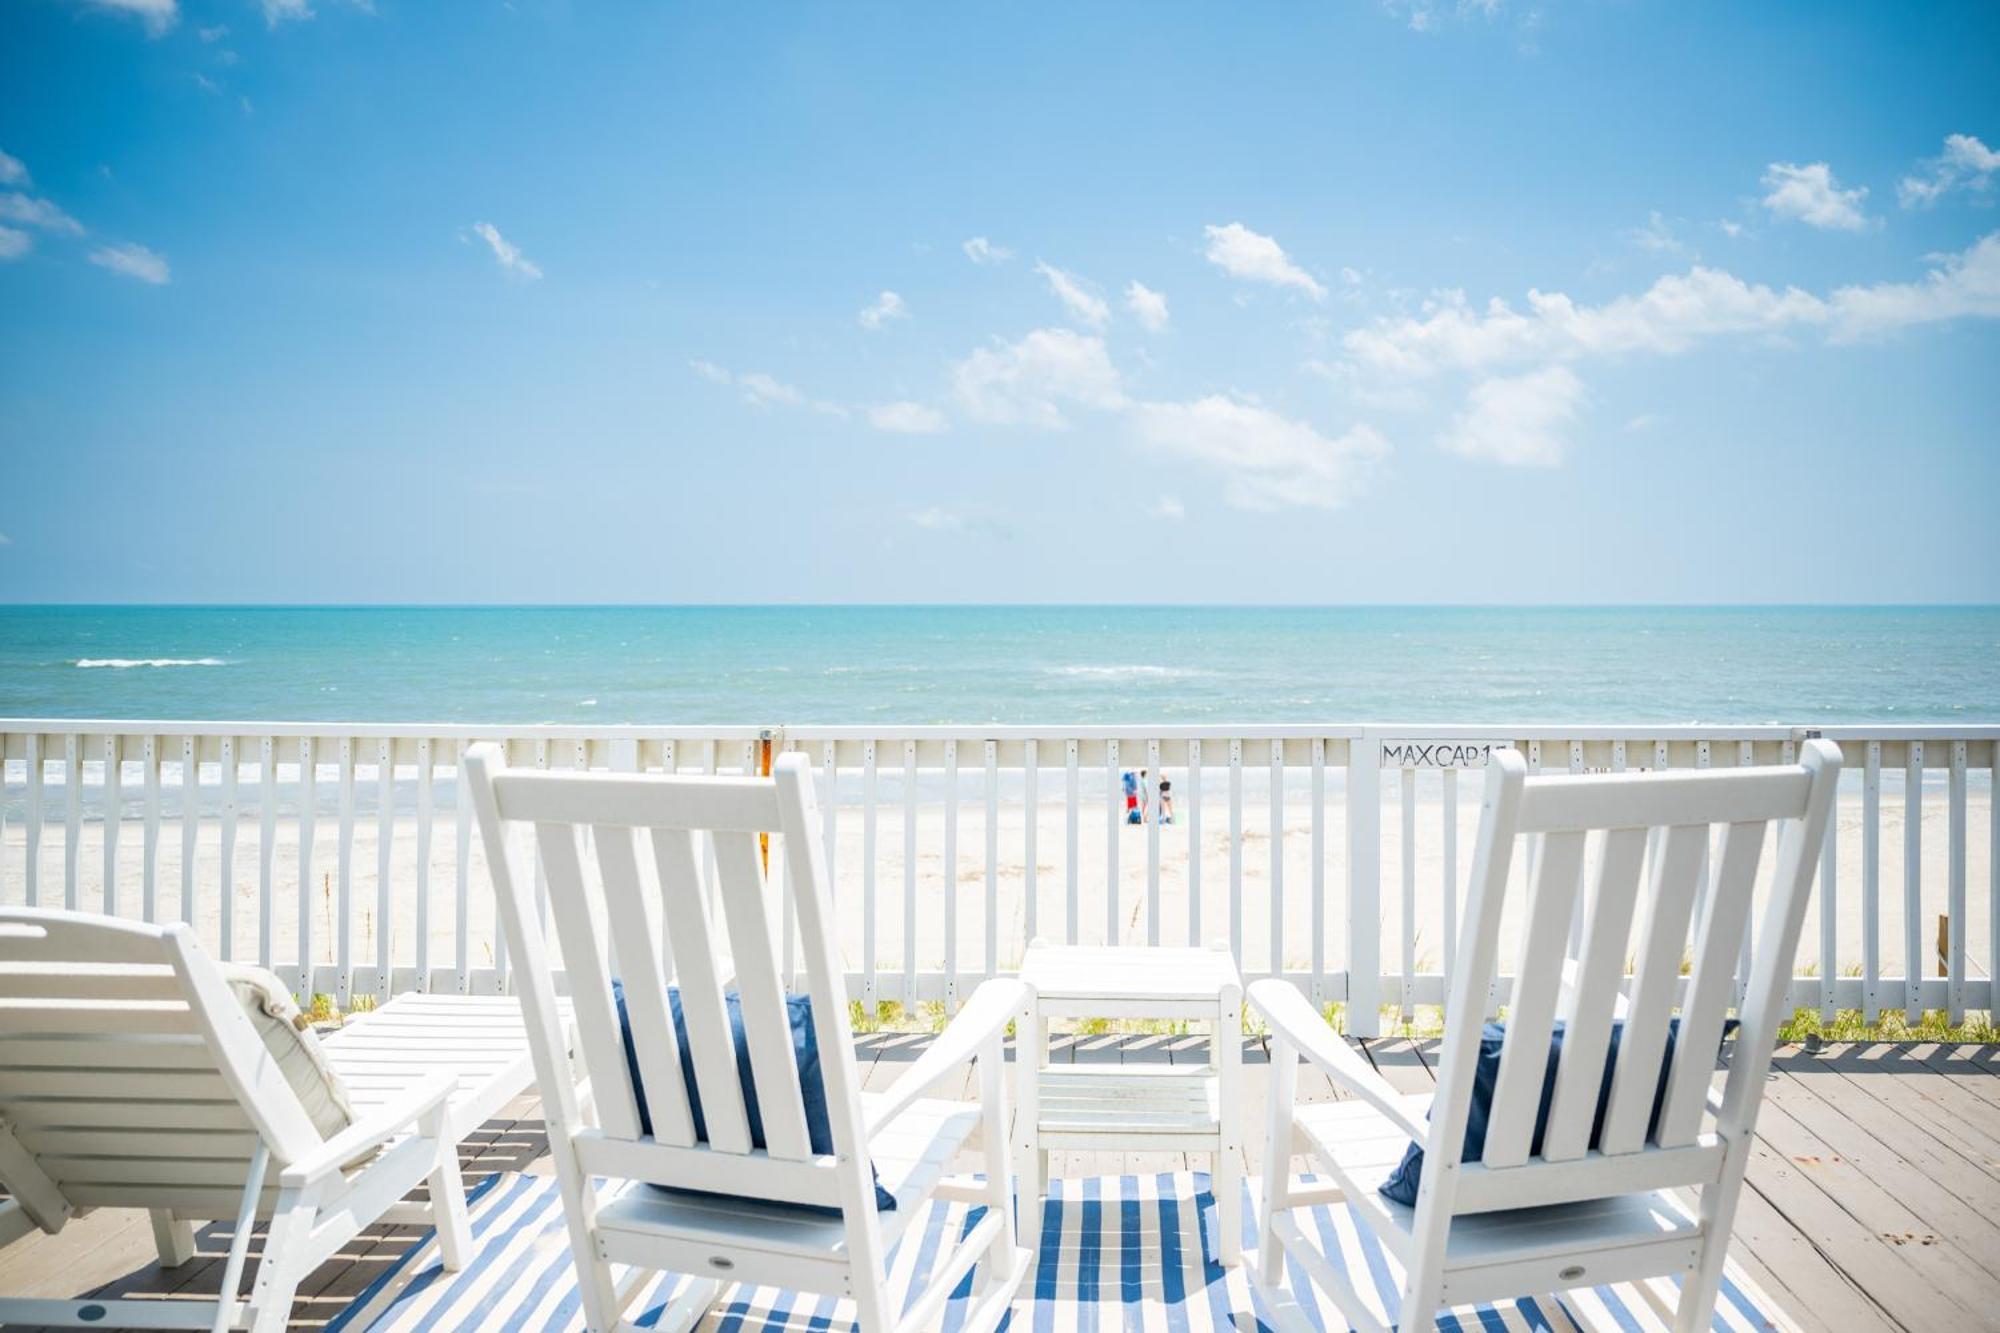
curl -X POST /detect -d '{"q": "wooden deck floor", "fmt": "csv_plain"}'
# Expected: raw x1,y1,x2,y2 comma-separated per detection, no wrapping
4,1037,1998,1331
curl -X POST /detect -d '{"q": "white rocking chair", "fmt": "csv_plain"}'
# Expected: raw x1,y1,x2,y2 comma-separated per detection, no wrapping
466,743,1029,1333
1253,739,1840,1332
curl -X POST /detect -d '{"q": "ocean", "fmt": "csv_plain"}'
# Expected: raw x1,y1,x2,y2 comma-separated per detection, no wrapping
0,605,1994,725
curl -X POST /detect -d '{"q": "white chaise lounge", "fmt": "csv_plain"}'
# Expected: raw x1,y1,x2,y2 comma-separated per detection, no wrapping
0,907,548,1331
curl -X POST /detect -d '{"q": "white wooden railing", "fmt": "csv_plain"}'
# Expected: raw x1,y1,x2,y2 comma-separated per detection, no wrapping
2,720,1994,1036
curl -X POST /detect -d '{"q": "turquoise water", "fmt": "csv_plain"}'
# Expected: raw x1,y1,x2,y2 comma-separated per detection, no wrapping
0,605,1994,725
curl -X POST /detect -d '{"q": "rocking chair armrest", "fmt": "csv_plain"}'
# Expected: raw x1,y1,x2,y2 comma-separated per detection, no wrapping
1247,979,1429,1150
865,977,1027,1136
280,1069,457,1187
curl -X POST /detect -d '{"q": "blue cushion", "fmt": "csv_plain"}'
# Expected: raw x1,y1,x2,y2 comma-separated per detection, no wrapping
610,980,895,1213
1378,1016,1736,1206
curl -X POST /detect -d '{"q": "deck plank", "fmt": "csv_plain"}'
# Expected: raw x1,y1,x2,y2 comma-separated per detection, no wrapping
6,1035,1999,1331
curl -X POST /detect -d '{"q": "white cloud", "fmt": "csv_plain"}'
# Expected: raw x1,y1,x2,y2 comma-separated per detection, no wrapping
1899,133,2000,208
1441,365,1585,466
1717,219,1745,238
1202,222,1326,300
1341,234,2000,380
1623,413,1662,433
867,400,948,435
1125,280,1170,332
1128,395,1387,510
0,150,27,187
197,22,228,39
194,73,221,94
951,327,1125,427
0,227,29,260
470,221,541,280
262,0,312,25
0,532,11,546
962,236,1012,265
0,193,83,235
1147,495,1185,521
908,507,964,532
1760,161,1870,231
1035,261,1110,327
858,289,908,331
689,360,848,418
1825,230,2000,340
69,0,177,35
1627,210,1684,255
89,242,170,284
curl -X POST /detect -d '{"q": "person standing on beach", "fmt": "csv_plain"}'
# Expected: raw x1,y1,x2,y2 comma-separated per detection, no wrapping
1125,769,1144,824
1158,775,1174,825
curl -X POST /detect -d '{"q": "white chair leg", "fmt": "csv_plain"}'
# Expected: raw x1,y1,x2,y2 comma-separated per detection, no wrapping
977,1040,1022,1288
419,1105,472,1271
246,1187,316,1333
1258,1038,1299,1285
149,1209,197,1268
1215,1145,1241,1267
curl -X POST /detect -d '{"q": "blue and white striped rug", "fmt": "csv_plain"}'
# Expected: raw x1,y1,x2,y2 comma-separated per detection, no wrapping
329,1172,1791,1332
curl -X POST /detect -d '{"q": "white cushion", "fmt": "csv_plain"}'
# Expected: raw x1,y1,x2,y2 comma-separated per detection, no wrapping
220,964,357,1142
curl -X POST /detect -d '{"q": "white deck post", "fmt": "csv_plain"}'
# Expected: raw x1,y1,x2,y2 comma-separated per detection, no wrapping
1346,734,1382,1037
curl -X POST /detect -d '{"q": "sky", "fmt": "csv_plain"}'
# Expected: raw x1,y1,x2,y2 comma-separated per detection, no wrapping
1,1,1997,605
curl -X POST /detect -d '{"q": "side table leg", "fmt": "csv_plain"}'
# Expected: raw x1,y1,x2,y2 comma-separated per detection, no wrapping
1015,1000,1046,1264
1216,982,1243,1266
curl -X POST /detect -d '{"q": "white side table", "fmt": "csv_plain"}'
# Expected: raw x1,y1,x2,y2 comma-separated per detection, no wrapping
1013,940,1244,1265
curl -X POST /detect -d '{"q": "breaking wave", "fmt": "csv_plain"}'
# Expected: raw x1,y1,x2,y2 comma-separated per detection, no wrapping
74,657,229,669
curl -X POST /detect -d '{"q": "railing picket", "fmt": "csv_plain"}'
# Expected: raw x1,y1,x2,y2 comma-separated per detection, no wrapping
63,734,81,910
24,732,41,907
902,738,917,1005
1819,768,1837,1024
943,738,959,1006
219,736,237,960
336,736,356,1004
297,737,316,996
1441,766,1457,993
1147,738,1162,946
1065,738,1079,945
101,735,120,915
259,737,276,970
1187,739,1203,947
1269,738,1284,981
1863,740,1881,1022
862,739,878,1011
1947,741,1966,1023
1400,764,1416,1018
984,738,999,980
1228,738,1243,963
1311,737,1326,1005
1023,738,1038,945
416,738,433,992
143,736,161,924
1905,740,1924,1023
1991,741,1999,1021
375,739,394,998
1106,738,1121,946
1737,738,1756,1009
179,736,198,929
454,739,472,993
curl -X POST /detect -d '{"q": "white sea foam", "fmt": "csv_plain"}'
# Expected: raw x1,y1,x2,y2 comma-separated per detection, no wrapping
74,657,229,669
1047,664,1211,680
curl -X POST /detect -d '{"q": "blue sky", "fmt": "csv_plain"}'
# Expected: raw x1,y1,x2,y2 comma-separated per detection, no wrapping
1,1,1996,604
